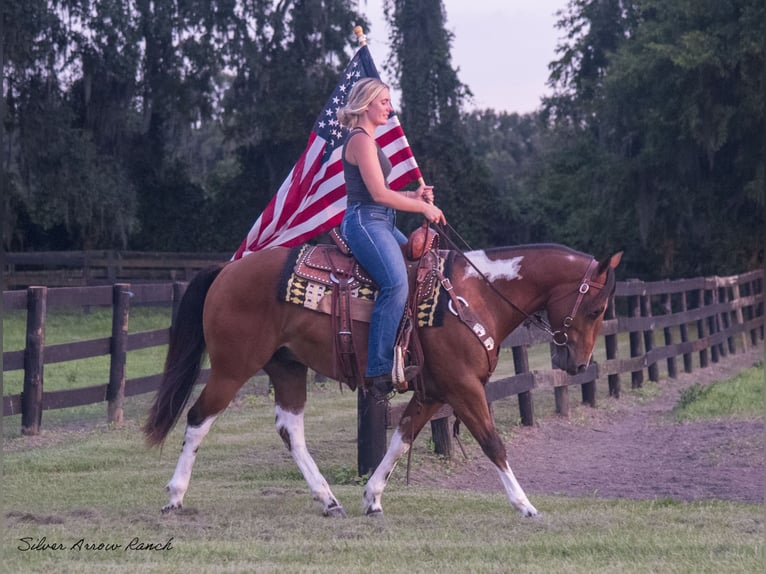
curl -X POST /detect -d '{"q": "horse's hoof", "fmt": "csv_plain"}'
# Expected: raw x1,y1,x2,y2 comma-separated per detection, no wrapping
161,503,181,514
323,505,347,518
523,507,540,518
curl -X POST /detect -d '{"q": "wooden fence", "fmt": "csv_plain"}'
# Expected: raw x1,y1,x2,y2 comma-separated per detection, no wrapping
3,250,231,289
3,269,763,470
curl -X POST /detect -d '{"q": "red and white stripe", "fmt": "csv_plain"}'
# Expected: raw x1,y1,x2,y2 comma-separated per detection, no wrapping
233,115,421,259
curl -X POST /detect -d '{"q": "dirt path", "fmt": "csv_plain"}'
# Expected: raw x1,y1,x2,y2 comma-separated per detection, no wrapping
412,346,764,504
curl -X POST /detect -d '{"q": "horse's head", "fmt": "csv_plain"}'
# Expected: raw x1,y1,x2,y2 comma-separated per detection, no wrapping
546,252,622,374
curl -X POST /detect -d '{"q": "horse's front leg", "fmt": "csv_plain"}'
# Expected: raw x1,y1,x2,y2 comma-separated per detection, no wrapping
275,405,345,517
363,399,444,516
449,384,539,518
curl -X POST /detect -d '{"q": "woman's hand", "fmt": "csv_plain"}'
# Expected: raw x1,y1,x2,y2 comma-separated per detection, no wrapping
413,183,435,204
412,183,445,224
422,203,446,226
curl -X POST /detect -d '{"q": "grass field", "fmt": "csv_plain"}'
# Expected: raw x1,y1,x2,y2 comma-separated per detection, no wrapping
3,307,764,573
3,378,764,573
673,365,764,421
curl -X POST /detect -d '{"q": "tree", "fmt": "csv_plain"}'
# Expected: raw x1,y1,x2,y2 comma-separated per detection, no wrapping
384,0,495,246
542,0,765,278
463,110,548,246
211,0,368,251
2,0,368,252
3,0,139,250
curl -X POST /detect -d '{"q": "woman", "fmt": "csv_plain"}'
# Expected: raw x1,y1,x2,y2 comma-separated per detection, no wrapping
337,78,446,396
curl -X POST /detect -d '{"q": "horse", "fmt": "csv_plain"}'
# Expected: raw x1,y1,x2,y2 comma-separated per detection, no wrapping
143,239,622,518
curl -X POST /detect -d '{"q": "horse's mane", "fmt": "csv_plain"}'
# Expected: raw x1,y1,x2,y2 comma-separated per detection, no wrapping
481,243,590,258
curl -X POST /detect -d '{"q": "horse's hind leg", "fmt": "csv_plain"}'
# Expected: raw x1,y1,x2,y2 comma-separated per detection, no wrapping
363,398,445,516
163,373,244,513
268,356,346,517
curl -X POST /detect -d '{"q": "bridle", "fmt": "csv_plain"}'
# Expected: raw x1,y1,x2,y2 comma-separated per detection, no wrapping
546,258,605,346
434,223,606,347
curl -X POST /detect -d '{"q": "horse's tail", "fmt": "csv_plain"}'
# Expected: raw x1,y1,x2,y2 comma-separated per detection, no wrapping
143,264,224,447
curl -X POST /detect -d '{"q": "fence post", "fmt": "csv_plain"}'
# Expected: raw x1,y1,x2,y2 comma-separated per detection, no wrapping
732,282,748,352
107,283,131,425
679,291,693,373
554,385,569,417
430,417,452,459
662,294,677,379
21,286,47,436
512,345,535,426
605,298,620,397
552,344,570,417
697,288,709,368
708,286,722,362
720,285,735,355
642,294,659,382
357,392,387,476
628,292,644,388
746,276,760,345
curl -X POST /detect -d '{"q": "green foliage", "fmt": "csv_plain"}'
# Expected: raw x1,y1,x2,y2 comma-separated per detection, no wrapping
2,0,763,279
2,0,367,252
541,0,765,278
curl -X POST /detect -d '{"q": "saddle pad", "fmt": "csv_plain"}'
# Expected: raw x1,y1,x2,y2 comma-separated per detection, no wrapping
277,245,451,328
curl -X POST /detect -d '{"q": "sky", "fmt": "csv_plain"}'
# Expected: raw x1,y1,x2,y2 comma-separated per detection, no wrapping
359,0,569,114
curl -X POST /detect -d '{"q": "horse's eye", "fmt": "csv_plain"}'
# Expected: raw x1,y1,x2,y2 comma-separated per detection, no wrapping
589,307,605,319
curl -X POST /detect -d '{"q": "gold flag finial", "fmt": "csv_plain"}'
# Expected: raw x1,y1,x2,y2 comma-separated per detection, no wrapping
354,26,367,46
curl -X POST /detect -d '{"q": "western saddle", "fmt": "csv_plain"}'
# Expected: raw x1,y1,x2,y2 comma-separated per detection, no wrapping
292,227,440,392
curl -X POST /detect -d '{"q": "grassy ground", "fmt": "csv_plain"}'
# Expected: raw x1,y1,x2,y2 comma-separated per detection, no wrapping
673,365,764,421
3,308,764,573
3,382,764,574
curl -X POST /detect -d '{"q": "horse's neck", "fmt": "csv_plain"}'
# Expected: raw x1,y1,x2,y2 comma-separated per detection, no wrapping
455,246,583,337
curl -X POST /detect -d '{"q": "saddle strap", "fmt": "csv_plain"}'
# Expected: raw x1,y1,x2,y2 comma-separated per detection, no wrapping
330,273,365,389
392,249,439,396
437,271,499,374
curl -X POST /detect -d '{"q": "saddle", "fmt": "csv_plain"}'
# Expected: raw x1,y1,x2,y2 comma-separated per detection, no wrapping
291,226,494,393
293,228,375,291
292,227,440,390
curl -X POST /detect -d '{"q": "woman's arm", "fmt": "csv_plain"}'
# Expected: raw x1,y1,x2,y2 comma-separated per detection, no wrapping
347,133,446,223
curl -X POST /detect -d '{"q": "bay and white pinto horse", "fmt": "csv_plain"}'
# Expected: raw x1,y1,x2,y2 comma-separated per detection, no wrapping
144,243,621,517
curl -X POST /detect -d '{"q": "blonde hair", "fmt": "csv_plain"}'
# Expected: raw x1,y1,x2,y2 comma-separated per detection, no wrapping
336,78,390,129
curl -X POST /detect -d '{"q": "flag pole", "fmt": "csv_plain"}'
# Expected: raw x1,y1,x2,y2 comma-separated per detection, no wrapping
353,26,431,204
353,25,367,46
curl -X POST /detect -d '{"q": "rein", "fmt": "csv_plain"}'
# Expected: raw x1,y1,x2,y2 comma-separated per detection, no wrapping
433,222,604,347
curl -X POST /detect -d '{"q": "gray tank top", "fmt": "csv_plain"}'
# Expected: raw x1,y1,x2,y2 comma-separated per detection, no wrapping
342,128,392,204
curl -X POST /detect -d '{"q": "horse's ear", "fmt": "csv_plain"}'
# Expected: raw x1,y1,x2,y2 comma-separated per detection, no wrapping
597,251,623,275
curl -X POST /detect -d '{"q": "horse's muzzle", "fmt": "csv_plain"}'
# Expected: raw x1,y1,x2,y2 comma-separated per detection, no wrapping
551,345,589,375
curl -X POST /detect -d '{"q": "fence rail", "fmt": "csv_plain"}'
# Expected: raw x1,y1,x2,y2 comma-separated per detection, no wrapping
3,269,764,463
3,250,230,289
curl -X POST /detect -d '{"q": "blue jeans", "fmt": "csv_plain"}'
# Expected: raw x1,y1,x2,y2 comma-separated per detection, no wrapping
341,203,408,377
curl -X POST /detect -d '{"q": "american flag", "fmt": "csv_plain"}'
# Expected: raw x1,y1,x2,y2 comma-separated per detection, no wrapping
232,45,422,259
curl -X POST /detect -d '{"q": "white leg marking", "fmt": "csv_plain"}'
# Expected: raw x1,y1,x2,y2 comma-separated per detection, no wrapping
363,429,410,515
495,462,539,517
275,406,344,516
163,415,217,513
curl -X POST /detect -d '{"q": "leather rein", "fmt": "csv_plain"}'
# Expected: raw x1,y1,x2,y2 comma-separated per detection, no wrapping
432,223,606,348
